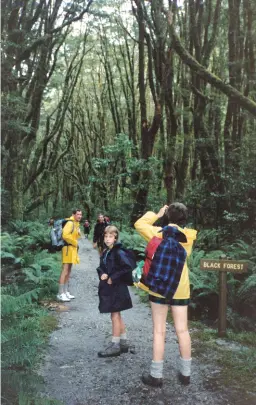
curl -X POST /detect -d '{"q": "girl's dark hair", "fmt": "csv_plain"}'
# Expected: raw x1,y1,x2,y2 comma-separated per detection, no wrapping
166,203,188,226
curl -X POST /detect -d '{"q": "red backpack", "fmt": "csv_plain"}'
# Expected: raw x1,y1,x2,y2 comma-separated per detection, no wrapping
143,236,162,277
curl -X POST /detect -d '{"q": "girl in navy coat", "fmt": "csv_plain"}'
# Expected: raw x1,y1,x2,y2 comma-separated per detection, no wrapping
97,225,133,358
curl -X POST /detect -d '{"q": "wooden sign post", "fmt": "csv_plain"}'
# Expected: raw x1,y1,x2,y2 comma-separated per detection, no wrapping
200,258,248,337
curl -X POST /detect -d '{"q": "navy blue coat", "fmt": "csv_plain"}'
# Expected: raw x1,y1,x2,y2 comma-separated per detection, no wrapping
97,243,133,313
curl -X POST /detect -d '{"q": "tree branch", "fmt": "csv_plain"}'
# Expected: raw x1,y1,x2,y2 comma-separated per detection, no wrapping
164,10,256,117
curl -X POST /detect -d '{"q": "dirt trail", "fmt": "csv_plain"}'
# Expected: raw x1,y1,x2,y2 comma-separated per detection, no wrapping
40,239,232,405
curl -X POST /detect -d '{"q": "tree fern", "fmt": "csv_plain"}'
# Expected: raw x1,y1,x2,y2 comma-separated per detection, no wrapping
237,274,256,306
228,240,256,271
120,230,146,257
194,228,220,250
1,232,26,253
2,329,45,368
1,289,42,316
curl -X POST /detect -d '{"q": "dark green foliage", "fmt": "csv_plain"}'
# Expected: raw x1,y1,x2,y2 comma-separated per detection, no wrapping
188,239,256,327
119,229,146,259
9,220,51,249
1,370,63,405
1,223,61,404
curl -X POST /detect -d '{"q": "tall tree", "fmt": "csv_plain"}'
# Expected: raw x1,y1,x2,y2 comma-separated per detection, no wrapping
1,0,93,220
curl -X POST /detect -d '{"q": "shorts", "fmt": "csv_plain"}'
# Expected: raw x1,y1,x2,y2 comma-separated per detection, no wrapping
149,294,190,306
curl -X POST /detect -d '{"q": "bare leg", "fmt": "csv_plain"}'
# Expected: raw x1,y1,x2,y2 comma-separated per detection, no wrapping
171,305,191,359
98,312,123,357
141,302,167,386
151,302,169,361
120,315,126,335
111,312,122,337
59,263,72,285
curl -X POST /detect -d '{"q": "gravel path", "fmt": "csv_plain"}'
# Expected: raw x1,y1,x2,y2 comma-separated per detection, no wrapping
40,239,232,405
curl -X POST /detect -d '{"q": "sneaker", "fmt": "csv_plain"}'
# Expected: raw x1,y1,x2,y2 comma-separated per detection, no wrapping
98,343,121,358
66,292,75,299
178,372,190,385
141,373,163,388
57,293,70,302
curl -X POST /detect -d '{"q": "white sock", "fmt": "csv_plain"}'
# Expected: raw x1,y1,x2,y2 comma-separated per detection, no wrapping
179,357,192,377
64,283,69,293
58,284,64,294
150,360,164,378
120,332,127,340
112,336,120,345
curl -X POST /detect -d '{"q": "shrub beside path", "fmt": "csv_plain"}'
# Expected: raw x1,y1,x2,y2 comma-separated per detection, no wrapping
40,239,233,405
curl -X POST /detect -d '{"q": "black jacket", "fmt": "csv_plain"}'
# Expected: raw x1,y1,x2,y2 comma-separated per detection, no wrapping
83,223,91,234
93,221,107,248
97,243,133,313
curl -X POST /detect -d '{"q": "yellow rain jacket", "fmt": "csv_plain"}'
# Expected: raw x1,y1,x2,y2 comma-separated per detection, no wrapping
62,216,81,264
134,211,197,299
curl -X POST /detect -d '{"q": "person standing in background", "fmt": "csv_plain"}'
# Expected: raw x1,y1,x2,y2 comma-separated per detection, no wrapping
104,216,110,225
93,213,108,255
83,219,91,239
57,209,82,302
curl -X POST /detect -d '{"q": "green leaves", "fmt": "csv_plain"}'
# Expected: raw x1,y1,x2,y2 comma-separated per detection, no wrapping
120,230,146,257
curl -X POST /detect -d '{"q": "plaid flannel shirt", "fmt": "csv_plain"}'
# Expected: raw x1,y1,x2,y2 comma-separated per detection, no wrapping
146,226,187,300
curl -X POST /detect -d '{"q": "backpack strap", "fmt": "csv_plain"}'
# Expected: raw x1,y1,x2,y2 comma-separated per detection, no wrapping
63,220,75,249
63,219,75,233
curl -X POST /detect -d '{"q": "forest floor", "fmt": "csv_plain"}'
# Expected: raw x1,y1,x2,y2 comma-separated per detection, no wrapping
39,238,256,405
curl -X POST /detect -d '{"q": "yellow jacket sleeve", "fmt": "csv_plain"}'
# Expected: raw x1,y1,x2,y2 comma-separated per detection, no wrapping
134,212,163,242
62,221,77,247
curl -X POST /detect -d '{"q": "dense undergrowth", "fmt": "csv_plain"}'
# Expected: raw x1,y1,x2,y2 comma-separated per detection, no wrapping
1,219,256,404
1,221,62,405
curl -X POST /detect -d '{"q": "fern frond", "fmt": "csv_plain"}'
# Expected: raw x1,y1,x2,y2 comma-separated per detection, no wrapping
1,289,42,315
237,274,256,305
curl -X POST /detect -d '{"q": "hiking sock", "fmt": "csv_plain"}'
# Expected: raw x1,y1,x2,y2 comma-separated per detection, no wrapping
58,284,65,295
63,283,69,294
120,332,127,340
150,360,164,379
112,336,120,345
179,357,192,377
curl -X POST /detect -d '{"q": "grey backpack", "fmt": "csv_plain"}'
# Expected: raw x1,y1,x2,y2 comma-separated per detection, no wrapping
50,219,74,251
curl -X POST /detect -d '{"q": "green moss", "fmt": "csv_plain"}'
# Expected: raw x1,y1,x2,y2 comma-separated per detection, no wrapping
224,330,256,347
190,321,256,398
39,315,58,336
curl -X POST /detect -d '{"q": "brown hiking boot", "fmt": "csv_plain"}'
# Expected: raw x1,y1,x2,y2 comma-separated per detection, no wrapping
141,373,163,388
178,372,190,385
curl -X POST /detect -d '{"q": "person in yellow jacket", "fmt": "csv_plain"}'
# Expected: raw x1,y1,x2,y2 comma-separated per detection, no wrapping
57,209,82,302
134,203,197,387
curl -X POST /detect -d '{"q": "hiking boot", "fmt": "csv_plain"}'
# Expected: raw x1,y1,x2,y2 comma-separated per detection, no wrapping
120,342,136,354
178,372,190,386
98,343,121,358
129,344,136,354
66,292,75,299
120,340,129,353
141,373,163,388
57,293,70,302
